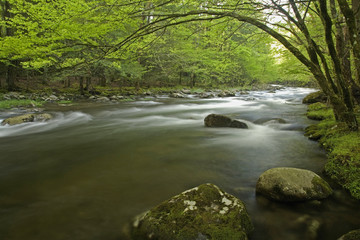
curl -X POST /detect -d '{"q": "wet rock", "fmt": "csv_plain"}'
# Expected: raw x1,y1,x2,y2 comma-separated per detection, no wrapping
96,96,110,102
302,91,327,104
169,92,186,98
218,90,236,97
338,229,360,240
130,183,253,240
1,113,53,126
293,215,321,240
254,118,287,125
181,89,191,94
45,95,59,102
229,120,249,129
198,92,215,98
204,114,248,129
256,167,332,202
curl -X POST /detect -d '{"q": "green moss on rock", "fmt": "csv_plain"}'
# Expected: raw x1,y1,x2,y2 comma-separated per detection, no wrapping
338,229,360,240
1,113,52,126
302,91,327,104
131,183,253,240
256,168,332,202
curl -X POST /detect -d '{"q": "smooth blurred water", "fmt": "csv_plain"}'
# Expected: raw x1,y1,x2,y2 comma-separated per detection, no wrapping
0,87,359,240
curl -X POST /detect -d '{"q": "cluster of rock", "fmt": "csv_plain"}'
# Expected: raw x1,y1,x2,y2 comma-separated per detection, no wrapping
128,167,334,239
0,84,287,104
2,92,76,102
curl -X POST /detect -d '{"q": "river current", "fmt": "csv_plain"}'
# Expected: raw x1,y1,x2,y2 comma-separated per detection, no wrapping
0,87,359,240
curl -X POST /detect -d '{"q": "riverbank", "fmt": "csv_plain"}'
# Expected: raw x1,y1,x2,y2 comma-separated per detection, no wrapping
305,101,360,200
0,84,283,110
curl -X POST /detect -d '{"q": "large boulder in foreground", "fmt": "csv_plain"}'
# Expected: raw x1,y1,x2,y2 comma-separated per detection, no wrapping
256,168,332,202
204,114,248,129
131,183,254,240
338,229,360,240
1,113,52,126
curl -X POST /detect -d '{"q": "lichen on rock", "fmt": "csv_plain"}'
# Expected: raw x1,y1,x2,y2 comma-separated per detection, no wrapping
130,183,253,240
338,229,360,240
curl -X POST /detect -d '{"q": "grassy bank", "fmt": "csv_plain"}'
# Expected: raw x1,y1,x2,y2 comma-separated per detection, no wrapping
305,103,360,199
0,99,44,109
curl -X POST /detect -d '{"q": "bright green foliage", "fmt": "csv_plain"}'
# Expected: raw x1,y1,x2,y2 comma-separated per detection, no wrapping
144,17,279,87
306,103,335,120
0,0,287,89
0,99,43,109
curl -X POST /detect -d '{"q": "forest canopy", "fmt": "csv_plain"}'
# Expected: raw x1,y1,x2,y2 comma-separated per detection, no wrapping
0,0,312,91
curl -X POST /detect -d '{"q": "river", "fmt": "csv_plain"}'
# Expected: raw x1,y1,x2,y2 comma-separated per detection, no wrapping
0,87,359,240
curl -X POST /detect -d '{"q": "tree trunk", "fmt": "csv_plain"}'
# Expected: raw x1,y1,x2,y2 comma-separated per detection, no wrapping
85,77,91,91
79,76,84,95
99,77,106,87
64,78,71,88
6,61,18,91
179,71,182,85
190,73,196,88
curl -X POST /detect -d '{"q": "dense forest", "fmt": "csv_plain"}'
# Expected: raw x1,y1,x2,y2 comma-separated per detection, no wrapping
0,0,313,92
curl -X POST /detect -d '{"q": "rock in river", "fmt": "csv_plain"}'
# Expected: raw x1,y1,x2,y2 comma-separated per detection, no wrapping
130,183,254,240
256,167,332,202
1,113,53,126
338,229,360,240
302,91,327,104
204,114,248,129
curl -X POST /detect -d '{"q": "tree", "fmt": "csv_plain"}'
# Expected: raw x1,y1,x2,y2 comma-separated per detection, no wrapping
126,0,360,130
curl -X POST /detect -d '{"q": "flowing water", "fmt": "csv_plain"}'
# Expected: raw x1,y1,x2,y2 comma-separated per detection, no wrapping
0,87,359,240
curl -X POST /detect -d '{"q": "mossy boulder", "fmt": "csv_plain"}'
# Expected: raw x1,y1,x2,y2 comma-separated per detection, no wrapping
256,168,333,202
305,125,324,141
131,183,254,240
338,229,360,240
204,114,248,129
1,113,52,126
302,91,327,104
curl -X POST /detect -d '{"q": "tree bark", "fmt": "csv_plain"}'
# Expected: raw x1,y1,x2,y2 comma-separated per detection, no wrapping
79,77,84,95
6,61,18,91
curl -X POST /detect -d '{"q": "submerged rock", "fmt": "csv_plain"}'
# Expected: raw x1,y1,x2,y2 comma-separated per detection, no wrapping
338,229,360,240
204,114,248,129
256,167,332,202
1,113,52,126
130,183,254,240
